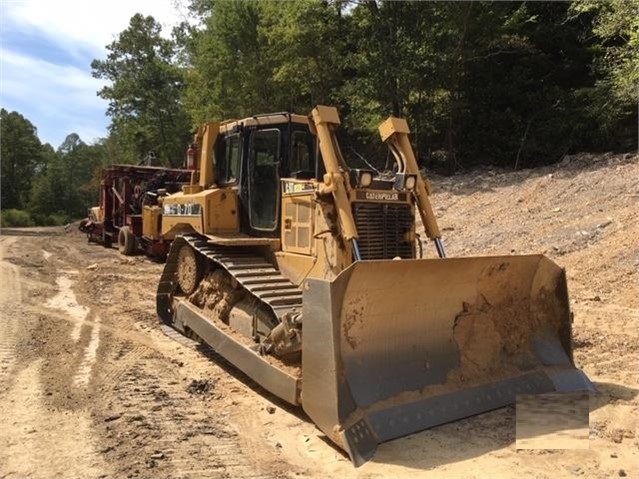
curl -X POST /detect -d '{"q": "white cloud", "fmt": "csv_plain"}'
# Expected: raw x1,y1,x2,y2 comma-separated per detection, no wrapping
1,48,106,107
0,0,189,147
3,0,188,58
0,47,110,145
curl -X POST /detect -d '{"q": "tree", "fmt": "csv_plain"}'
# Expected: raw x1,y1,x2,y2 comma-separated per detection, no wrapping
338,1,480,170
0,109,45,209
29,134,107,223
183,0,346,123
342,1,606,171
571,0,638,107
260,1,346,110
91,14,191,167
137,1,637,173
185,0,269,121
569,0,638,148
454,2,600,168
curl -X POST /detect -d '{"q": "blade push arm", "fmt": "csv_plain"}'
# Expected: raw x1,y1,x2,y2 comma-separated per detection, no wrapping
379,117,446,258
310,106,362,259
197,122,220,189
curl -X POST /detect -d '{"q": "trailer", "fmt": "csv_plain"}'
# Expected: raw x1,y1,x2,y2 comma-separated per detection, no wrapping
79,164,191,258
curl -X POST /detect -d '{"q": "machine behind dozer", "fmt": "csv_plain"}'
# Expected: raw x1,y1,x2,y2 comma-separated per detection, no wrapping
79,164,191,257
155,106,593,465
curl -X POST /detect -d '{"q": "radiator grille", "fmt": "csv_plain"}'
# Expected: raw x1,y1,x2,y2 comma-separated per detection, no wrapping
353,202,414,260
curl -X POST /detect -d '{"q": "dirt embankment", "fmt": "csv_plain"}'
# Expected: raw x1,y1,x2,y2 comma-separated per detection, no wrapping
0,152,637,479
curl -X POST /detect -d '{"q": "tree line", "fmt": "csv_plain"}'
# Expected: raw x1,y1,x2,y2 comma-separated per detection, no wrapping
2,0,636,226
0,109,108,226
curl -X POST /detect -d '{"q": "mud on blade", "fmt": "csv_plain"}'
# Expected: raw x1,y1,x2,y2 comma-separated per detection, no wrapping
300,255,593,465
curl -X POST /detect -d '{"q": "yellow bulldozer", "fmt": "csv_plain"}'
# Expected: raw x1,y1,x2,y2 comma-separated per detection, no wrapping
155,105,593,465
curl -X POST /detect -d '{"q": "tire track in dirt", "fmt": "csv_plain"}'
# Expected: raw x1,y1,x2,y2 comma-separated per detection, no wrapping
0,237,22,394
40,268,105,389
74,314,102,387
81,263,282,479
46,271,89,342
94,340,279,479
0,235,111,478
0,358,111,478
98,341,149,388
0,359,110,479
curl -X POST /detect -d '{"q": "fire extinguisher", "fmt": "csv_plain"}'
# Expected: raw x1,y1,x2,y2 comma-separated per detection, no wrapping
186,144,197,170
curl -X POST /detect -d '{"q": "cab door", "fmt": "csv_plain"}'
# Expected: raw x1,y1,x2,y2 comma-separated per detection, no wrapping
247,128,281,234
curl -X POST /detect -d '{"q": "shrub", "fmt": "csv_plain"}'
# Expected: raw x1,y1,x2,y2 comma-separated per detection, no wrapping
43,213,69,226
0,209,35,227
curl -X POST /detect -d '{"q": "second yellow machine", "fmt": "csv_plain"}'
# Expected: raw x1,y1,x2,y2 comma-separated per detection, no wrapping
155,106,592,465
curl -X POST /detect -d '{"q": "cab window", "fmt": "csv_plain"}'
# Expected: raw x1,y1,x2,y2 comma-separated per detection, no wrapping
289,130,316,179
217,134,241,184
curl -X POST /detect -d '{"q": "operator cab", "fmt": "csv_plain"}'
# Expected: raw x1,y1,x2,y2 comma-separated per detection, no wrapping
215,113,317,237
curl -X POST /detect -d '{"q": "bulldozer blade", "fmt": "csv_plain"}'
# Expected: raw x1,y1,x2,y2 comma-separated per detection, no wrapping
300,255,593,465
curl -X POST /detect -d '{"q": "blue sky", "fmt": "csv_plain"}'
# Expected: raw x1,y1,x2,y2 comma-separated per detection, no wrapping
0,0,188,149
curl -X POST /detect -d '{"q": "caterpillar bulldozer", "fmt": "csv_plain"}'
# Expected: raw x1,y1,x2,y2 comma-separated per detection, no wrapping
156,105,593,465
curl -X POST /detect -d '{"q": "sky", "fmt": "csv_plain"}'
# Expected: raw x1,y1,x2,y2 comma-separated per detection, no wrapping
0,0,189,149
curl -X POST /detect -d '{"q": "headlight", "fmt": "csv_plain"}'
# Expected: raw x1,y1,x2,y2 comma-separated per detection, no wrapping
360,171,373,188
394,173,417,191
349,169,375,189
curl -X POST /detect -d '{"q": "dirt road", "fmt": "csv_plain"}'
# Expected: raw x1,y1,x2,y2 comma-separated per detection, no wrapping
0,153,637,478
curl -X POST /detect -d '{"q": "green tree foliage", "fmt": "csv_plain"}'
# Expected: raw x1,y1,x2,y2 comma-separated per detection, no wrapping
571,0,638,106
453,2,600,168
338,1,454,164
0,109,107,224
185,0,271,120
29,134,107,223
340,2,608,171
260,1,346,110
183,0,346,123
91,14,192,167
119,1,637,172
1,109,46,209
569,0,638,147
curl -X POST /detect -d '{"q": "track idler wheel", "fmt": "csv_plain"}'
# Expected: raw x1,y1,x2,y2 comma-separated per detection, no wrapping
176,244,202,295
